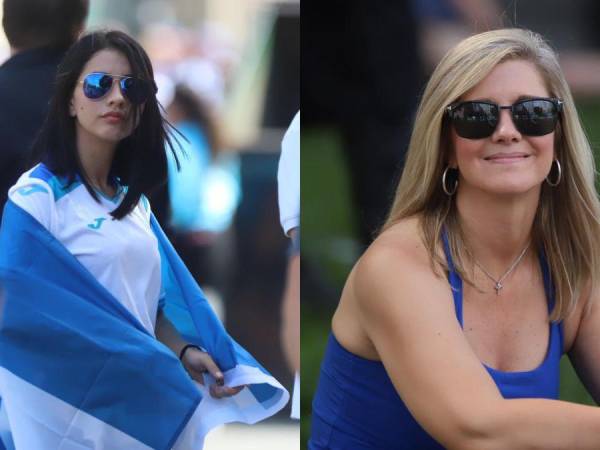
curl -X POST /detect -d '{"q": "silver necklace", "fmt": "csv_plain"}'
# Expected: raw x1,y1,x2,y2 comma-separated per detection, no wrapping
472,242,531,295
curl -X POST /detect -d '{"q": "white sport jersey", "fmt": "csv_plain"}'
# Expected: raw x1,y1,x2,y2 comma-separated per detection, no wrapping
277,111,300,236
8,163,163,335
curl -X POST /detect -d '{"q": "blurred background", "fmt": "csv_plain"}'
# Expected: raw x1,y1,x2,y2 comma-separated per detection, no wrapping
302,0,600,447
0,0,299,448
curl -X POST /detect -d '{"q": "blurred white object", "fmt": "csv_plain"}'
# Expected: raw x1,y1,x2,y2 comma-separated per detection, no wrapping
154,71,175,108
174,58,226,111
291,373,300,419
277,111,300,236
205,422,299,450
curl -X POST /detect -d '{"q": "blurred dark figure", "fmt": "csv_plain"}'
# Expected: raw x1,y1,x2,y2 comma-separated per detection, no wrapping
165,84,237,291
302,0,424,247
494,0,600,98
0,0,89,220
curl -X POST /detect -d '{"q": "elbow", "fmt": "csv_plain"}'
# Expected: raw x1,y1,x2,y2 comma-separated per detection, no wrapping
444,428,494,450
441,404,510,450
446,433,497,450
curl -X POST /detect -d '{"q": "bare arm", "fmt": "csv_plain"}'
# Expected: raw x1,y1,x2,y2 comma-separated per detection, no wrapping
155,308,189,358
354,237,600,450
155,309,242,398
281,227,300,372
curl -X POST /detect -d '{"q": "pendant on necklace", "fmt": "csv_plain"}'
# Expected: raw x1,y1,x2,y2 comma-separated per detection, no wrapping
494,282,503,295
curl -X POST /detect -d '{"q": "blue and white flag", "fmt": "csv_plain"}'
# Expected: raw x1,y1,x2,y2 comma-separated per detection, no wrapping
0,200,288,449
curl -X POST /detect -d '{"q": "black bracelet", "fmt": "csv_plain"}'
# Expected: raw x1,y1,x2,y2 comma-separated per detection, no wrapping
179,344,202,361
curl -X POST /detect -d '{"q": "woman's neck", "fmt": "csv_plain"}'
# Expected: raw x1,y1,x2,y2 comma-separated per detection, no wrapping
76,133,117,195
455,185,540,270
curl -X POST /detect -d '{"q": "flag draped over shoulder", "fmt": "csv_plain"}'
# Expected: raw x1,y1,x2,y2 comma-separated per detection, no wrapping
0,200,288,450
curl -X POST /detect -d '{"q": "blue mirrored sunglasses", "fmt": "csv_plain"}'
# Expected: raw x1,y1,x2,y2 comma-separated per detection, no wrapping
80,72,155,105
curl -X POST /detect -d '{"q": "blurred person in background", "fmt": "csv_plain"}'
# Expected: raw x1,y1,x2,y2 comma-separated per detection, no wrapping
141,22,244,328
278,111,300,420
302,0,423,249
0,0,89,221
310,28,600,449
418,0,600,97
413,0,502,71
143,14,299,431
164,82,241,304
0,29,287,449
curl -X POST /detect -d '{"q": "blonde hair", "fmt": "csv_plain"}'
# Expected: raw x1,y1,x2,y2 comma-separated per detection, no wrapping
382,28,600,321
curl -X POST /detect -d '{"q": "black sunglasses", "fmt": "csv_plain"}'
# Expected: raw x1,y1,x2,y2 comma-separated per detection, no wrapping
446,97,563,139
80,72,156,105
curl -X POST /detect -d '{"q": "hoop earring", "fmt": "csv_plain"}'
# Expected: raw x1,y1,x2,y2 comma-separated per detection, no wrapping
546,159,561,187
442,166,458,196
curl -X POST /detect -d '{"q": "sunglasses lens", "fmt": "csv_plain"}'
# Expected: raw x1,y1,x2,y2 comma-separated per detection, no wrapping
450,102,498,139
83,73,152,104
121,77,151,105
83,73,113,99
512,99,559,136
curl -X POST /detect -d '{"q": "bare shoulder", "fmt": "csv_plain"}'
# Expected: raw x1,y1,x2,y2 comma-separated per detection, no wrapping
353,218,445,301
358,217,426,270
332,216,456,359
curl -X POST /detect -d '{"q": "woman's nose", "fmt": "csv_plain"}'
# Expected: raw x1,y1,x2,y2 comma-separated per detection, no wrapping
106,80,126,106
491,108,521,143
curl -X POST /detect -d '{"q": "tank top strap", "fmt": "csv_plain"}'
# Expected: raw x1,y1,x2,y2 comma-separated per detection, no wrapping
538,250,564,354
441,228,464,326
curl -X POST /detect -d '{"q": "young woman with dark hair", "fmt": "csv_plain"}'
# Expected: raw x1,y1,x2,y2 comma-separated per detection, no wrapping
30,29,176,220
0,29,287,449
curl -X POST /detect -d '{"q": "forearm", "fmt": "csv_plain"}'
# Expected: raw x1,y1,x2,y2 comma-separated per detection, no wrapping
155,309,188,358
281,253,300,372
456,398,600,450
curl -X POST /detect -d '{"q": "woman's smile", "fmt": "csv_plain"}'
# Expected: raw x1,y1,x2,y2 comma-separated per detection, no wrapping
483,152,532,164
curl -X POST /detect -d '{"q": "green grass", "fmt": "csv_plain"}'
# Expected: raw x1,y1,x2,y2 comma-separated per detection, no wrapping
301,128,359,287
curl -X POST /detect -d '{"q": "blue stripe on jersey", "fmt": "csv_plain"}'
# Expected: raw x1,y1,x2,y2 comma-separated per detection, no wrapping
141,195,149,212
30,164,81,201
16,185,48,196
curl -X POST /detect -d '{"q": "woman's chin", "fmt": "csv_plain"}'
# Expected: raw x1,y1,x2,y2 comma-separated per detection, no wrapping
483,181,542,197
460,177,544,197
95,130,131,145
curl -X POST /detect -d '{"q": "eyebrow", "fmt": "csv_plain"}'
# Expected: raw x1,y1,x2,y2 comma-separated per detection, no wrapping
465,95,547,104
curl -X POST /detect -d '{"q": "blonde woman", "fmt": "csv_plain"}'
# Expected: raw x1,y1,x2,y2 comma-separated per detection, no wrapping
309,29,600,449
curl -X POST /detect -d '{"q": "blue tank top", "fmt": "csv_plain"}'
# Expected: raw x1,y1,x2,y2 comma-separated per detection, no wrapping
309,235,564,449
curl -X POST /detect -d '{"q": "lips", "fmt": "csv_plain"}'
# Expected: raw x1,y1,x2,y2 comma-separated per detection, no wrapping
101,112,125,121
484,152,530,162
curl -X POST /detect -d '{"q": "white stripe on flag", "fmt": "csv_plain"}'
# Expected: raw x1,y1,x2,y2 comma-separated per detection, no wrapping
0,399,14,450
173,364,290,449
291,373,300,419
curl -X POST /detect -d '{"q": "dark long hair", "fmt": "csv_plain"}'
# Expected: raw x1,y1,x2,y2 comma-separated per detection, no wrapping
30,29,180,219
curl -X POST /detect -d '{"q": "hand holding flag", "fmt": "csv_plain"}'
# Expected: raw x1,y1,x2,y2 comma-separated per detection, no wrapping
181,346,245,398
